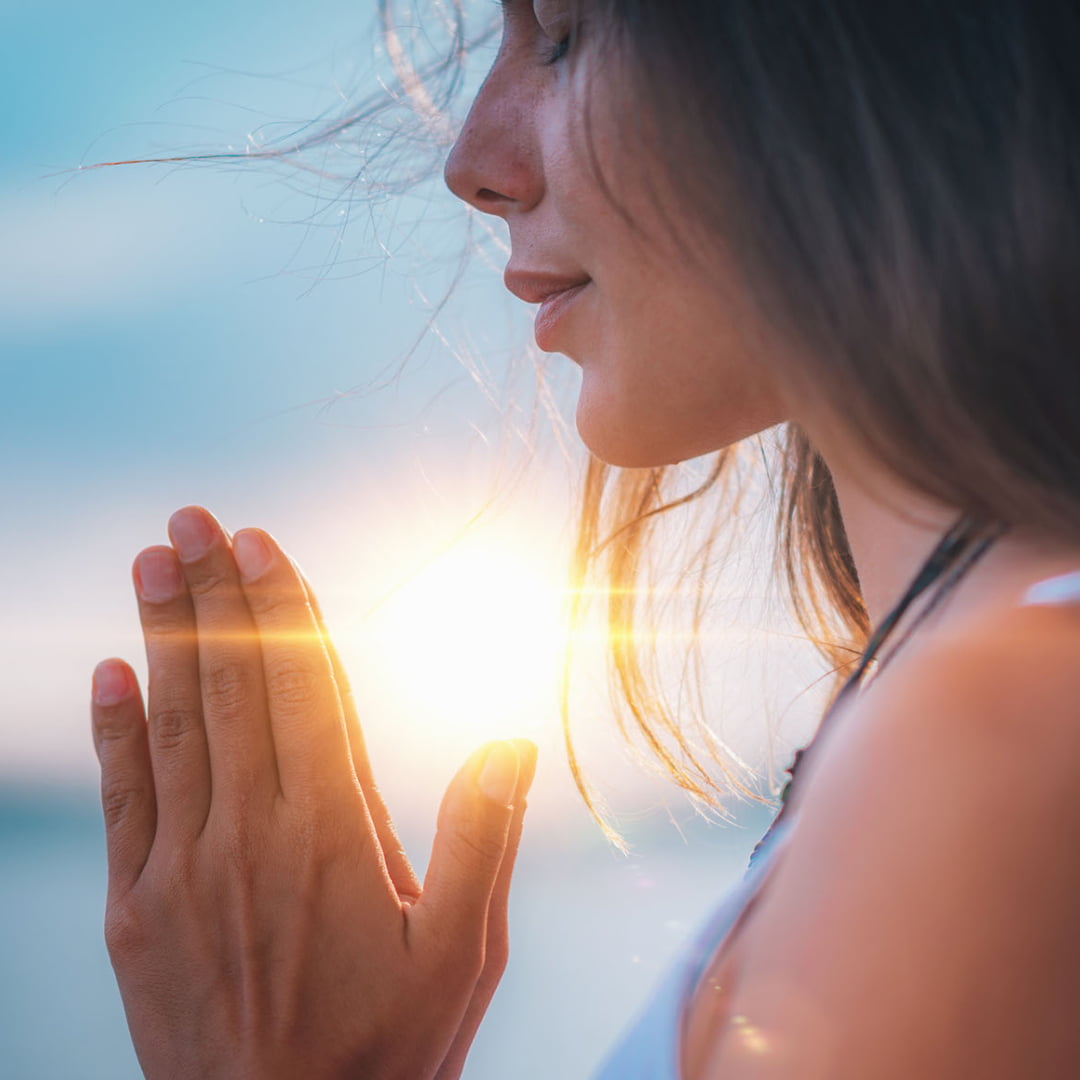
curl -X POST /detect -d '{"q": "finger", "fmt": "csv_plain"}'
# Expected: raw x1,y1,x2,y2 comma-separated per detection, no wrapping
434,739,537,1080
167,506,278,806
297,567,419,898
91,659,156,896
413,741,528,960
231,528,355,802
133,546,212,838
478,738,538,953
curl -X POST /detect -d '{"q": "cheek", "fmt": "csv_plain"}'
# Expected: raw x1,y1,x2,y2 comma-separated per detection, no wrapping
573,298,788,467
546,64,789,462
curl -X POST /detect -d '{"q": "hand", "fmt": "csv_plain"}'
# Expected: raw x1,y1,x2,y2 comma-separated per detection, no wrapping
90,506,537,1080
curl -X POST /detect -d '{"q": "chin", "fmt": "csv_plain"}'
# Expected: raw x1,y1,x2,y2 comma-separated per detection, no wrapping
574,388,781,469
575,399,691,469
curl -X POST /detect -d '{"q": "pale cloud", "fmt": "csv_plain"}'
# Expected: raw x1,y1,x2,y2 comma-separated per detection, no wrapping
0,170,246,326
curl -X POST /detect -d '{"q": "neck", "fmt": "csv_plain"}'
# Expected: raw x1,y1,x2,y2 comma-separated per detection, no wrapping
814,445,1080,653
811,445,963,631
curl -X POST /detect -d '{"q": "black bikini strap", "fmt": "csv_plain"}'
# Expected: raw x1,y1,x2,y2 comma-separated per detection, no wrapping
747,512,1006,868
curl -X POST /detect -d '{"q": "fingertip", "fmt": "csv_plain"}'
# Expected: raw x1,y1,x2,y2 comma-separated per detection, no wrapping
508,737,538,767
93,659,137,708
132,546,184,604
476,741,520,807
167,506,221,563
507,738,538,799
168,502,214,522
233,528,275,583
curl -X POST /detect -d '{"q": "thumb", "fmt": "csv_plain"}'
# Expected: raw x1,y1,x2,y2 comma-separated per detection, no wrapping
413,740,535,952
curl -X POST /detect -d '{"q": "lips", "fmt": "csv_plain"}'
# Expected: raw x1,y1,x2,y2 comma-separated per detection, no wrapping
503,269,592,305
503,268,592,352
533,282,590,352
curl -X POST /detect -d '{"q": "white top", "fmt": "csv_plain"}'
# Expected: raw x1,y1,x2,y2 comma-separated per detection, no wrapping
591,569,1080,1079
592,815,796,1080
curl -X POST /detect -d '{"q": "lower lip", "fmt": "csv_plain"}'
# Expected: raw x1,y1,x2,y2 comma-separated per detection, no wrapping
534,282,590,351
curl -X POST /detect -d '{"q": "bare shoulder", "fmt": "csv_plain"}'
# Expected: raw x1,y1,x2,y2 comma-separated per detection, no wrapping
702,602,1080,1078
881,595,1080,758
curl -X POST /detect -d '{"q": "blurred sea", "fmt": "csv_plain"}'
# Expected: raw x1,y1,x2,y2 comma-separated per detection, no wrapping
0,787,774,1080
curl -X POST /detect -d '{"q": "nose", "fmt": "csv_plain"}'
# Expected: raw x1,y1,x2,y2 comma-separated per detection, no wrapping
443,54,544,218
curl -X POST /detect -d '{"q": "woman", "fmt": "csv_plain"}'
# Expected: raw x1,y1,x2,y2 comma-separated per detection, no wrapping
90,1,1080,1076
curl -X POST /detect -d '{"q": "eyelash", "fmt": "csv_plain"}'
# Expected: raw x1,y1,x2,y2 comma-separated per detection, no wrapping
544,34,571,64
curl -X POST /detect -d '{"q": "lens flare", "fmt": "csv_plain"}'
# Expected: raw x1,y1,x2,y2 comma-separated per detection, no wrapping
354,534,568,753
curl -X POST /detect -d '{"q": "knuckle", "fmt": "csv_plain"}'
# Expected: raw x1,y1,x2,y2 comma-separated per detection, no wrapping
450,826,506,869
104,898,147,958
481,959,507,995
202,661,251,716
186,566,231,599
141,607,193,639
266,657,321,710
94,710,134,747
101,782,145,829
244,583,288,618
483,938,509,981
150,706,200,752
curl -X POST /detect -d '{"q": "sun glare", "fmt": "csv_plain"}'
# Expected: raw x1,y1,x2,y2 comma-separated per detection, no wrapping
357,535,569,752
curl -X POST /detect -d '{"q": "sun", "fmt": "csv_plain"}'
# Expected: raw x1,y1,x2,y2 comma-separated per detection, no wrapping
353,532,570,754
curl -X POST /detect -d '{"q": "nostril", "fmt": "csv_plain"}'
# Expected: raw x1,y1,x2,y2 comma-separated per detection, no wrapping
472,187,515,216
477,187,513,206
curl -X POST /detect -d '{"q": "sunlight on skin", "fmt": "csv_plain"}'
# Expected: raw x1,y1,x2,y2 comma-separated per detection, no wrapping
705,978,836,1077
728,1014,772,1056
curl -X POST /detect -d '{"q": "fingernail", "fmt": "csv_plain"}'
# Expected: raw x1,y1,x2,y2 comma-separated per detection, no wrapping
508,738,539,797
233,530,273,582
135,548,182,603
93,660,132,706
168,507,215,562
477,741,520,806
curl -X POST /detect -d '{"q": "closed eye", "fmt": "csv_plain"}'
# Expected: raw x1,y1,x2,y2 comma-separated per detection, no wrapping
544,34,571,65
533,0,575,64
493,0,576,67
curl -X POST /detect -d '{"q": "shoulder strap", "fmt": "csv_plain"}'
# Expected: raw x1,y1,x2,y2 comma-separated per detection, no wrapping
749,514,1005,869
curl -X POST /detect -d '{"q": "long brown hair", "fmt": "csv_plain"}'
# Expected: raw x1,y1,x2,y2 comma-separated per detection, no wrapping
561,428,869,844
550,0,1080,841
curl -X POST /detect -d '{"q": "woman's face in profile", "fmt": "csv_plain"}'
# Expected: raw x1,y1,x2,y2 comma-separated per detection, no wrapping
444,0,787,467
